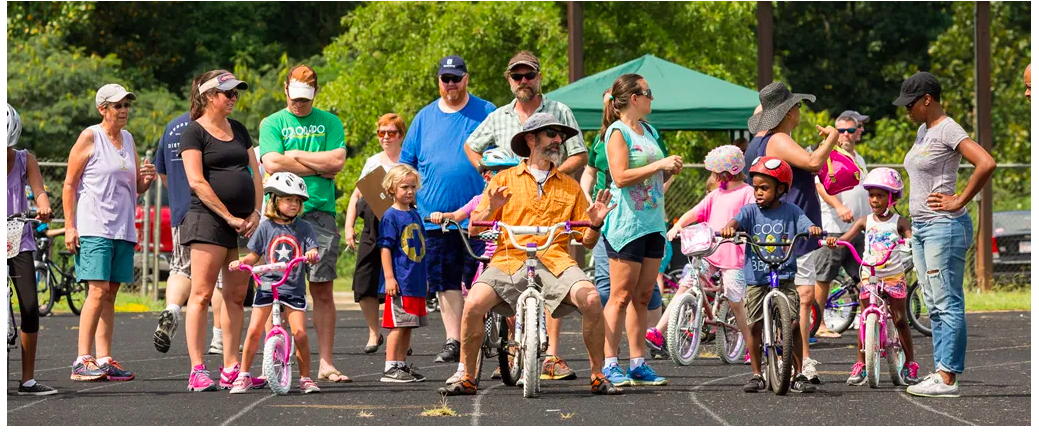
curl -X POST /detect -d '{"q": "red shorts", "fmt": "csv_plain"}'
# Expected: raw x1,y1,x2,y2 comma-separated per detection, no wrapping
382,295,429,329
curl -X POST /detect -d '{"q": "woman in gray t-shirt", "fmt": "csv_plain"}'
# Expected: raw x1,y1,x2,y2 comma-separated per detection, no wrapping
894,72,995,398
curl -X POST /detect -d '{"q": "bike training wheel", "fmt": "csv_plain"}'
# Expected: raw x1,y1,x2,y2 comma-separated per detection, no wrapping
863,313,881,389
715,301,746,364
263,334,292,395
498,314,521,386
824,283,858,334
884,318,906,386
666,293,701,366
521,297,540,398
36,267,54,317
768,297,794,395
906,282,931,337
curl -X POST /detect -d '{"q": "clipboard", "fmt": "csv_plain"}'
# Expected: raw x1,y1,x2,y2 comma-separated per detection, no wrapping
356,166,393,220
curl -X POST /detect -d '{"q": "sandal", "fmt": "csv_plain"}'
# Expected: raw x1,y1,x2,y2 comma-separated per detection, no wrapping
318,369,353,383
816,330,841,338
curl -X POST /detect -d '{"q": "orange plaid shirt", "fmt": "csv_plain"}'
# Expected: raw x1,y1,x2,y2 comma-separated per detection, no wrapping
475,160,591,277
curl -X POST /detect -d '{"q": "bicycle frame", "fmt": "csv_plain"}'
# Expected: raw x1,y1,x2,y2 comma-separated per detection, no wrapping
738,232,812,350
822,239,905,357
237,256,310,366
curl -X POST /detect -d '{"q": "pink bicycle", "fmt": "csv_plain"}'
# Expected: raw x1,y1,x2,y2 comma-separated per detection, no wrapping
235,255,311,395
822,238,906,388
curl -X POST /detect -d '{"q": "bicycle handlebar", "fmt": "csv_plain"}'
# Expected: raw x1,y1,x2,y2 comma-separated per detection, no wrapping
237,256,311,288
7,210,39,222
728,232,819,266
820,238,905,269
422,217,490,263
471,220,591,252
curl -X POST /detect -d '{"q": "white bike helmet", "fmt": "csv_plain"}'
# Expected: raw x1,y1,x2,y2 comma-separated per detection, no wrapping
7,103,22,148
264,172,309,201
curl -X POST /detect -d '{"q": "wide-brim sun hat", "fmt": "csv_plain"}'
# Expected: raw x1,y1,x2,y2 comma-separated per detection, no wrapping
510,113,579,157
747,82,816,134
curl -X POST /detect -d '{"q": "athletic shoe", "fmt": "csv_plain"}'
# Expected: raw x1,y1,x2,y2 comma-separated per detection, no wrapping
70,357,107,381
446,366,465,384
808,337,818,345
743,374,766,392
153,309,178,353
402,364,425,382
645,327,665,351
846,362,867,386
381,366,417,383
802,357,821,384
540,355,577,380
628,363,668,386
791,373,817,393
433,339,460,363
17,382,57,396
602,364,633,386
229,374,253,394
590,373,622,395
100,359,135,381
437,376,477,395
491,366,502,379
744,350,751,365
649,346,670,360
300,378,321,394
187,365,217,392
902,361,921,385
208,337,223,355
906,372,960,398
220,364,241,390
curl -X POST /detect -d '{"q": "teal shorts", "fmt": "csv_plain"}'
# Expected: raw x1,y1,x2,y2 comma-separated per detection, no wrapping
75,236,136,284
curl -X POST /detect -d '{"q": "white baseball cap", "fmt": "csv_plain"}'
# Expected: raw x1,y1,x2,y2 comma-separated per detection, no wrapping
95,84,137,107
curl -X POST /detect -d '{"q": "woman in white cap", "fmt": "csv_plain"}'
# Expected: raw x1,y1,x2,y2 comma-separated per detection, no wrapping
178,69,264,392
63,84,156,382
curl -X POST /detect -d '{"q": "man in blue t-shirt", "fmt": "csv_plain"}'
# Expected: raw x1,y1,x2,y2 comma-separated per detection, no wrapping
151,112,226,355
399,55,496,364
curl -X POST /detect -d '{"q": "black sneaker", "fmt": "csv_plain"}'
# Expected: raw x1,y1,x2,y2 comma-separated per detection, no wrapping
433,339,459,363
18,382,58,396
153,309,178,353
743,374,766,393
402,364,426,382
380,366,417,383
791,373,817,393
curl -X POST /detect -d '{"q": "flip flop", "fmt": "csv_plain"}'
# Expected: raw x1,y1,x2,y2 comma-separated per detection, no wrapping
816,330,842,338
318,370,353,383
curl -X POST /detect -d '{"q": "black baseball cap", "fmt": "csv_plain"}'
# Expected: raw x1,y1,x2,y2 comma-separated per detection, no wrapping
892,72,942,106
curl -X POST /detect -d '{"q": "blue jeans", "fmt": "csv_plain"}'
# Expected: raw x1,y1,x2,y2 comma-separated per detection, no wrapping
911,214,973,374
594,236,662,310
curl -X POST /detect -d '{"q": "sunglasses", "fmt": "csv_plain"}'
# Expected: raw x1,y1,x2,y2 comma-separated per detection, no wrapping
291,98,312,104
837,128,858,134
539,128,566,140
633,89,654,100
509,71,538,82
220,90,239,100
440,74,465,84
108,102,132,110
377,130,400,138
905,96,923,111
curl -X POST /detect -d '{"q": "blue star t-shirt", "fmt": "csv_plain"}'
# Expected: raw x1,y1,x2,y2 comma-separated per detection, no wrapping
377,207,428,298
247,219,319,298
733,201,815,285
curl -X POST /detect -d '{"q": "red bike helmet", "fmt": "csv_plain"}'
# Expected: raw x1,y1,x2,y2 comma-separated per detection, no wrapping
748,156,793,190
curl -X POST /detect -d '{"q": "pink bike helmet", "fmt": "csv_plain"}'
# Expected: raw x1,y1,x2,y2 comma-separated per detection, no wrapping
862,167,904,201
704,145,745,175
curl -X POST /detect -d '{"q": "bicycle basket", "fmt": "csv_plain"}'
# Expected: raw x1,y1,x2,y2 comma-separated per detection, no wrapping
680,224,714,257
7,220,26,259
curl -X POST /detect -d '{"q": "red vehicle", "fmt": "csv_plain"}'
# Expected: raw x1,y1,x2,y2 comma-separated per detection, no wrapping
134,188,173,277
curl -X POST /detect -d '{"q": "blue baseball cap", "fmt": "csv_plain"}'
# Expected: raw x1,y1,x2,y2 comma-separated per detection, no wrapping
438,55,468,76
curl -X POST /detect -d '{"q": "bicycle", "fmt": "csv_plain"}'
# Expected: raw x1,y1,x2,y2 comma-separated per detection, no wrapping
666,224,746,366
425,217,520,386
32,225,86,316
822,238,908,388
235,255,312,395
471,219,589,398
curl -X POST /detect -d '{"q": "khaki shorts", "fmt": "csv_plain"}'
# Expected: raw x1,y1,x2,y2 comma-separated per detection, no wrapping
475,263,589,319
302,211,340,283
170,226,191,278
745,280,799,324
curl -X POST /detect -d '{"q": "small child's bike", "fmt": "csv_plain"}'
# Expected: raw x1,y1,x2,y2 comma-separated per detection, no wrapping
822,238,908,388
235,255,311,395
471,220,589,398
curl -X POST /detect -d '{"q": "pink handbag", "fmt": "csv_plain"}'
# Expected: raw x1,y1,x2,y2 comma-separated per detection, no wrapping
679,224,714,257
817,148,864,196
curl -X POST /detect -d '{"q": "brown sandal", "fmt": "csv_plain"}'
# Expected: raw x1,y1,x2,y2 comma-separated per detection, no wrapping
318,370,353,383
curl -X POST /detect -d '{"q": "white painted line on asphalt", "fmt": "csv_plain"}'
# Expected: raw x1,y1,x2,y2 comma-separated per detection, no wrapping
897,392,976,425
221,394,275,426
688,372,746,426
471,382,507,426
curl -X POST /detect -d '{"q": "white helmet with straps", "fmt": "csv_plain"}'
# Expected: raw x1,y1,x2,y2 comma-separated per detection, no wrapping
7,103,22,148
264,172,309,201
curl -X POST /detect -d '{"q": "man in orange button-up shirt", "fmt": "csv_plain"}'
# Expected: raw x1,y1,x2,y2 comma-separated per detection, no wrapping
438,113,621,397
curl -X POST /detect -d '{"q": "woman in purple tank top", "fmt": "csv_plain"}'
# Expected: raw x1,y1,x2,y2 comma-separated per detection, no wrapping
62,84,157,382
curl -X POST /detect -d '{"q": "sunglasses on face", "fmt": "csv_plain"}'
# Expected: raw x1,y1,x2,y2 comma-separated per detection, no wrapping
539,128,567,140
633,89,654,100
377,130,400,138
837,128,858,134
108,102,132,110
509,71,538,82
905,96,922,111
291,98,312,104
440,74,464,84
220,90,239,100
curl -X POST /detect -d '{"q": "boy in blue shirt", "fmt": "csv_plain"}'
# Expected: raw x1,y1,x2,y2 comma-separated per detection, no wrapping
721,156,821,394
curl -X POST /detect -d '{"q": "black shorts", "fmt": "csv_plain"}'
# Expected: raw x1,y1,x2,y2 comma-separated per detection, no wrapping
425,229,484,294
604,233,666,263
179,209,244,249
351,199,385,304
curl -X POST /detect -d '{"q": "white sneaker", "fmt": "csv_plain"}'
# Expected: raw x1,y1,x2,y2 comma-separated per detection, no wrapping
208,337,223,355
802,357,821,384
446,367,465,384
906,372,960,397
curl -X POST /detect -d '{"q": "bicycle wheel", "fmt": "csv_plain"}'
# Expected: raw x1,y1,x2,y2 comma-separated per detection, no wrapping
715,301,746,364
36,267,54,317
521,297,540,398
666,293,702,366
263,333,292,395
824,284,858,334
863,313,881,389
808,302,822,337
906,282,931,336
884,318,906,386
498,315,521,386
767,296,794,395
662,268,683,307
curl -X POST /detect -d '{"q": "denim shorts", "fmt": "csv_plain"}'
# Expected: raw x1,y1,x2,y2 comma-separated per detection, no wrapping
75,236,135,284
594,236,663,310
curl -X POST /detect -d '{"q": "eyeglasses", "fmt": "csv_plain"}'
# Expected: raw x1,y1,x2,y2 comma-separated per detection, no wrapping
440,74,465,84
509,71,538,82
220,90,239,100
377,130,400,138
795,102,802,109
905,96,922,111
539,128,566,140
108,102,132,110
837,128,858,134
291,98,312,104
633,89,654,100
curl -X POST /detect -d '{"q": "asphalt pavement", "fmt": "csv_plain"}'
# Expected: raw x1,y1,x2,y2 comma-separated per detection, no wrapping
6,309,1031,425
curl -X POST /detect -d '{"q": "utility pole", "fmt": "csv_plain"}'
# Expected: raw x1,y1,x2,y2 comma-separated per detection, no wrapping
568,1,584,83
974,1,993,291
757,1,774,90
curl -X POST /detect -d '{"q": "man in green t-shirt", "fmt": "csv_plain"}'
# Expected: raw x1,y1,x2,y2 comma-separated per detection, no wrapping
259,64,350,383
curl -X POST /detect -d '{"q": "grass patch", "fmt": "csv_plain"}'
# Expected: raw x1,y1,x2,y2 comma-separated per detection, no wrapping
420,396,457,417
965,288,1030,312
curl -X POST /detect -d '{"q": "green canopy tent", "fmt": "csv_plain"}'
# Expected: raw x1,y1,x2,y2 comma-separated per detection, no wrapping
546,54,760,131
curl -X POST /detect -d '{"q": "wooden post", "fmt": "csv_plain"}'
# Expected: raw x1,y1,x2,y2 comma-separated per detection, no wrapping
568,0,587,266
757,1,774,90
974,2,994,291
